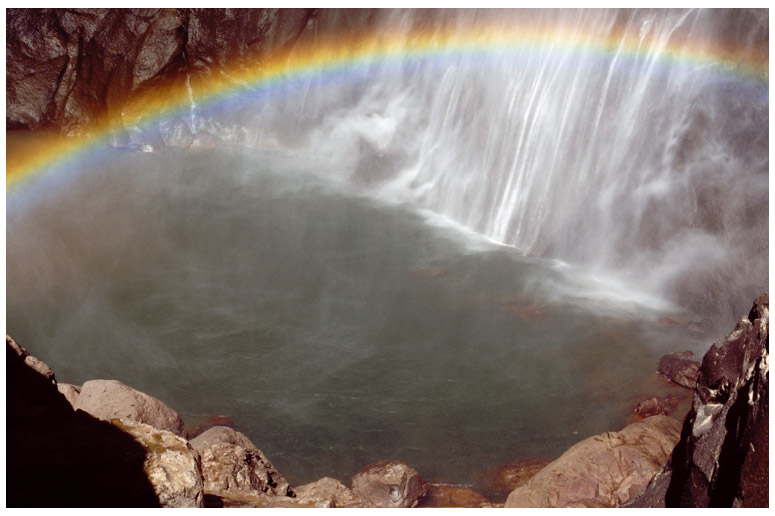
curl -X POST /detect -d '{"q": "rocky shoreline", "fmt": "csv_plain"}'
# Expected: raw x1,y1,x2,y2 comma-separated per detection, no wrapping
6,294,768,507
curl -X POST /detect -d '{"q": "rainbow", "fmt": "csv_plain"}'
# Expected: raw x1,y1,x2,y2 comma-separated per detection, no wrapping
6,20,768,192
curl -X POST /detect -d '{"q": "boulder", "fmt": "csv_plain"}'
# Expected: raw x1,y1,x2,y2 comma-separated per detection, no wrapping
417,483,493,508
57,383,81,407
504,415,682,508
113,419,205,508
629,294,769,507
189,425,292,498
294,477,365,508
658,350,701,389
73,379,187,437
351,460,428,508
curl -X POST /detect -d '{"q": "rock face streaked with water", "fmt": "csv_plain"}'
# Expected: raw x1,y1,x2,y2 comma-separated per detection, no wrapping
630,294,769,508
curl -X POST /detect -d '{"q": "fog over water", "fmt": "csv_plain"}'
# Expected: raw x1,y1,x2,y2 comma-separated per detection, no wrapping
6,8,768,496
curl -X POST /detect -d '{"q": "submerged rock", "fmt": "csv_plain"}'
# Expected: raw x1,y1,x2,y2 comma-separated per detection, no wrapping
73,379,187,437
504,415,682,508
113,419,205,508
484,456,552,501
189,425,292,498
629,294,769,507
417,483,493,508
632,395,679,421
658,350,701,389
351,460,428,508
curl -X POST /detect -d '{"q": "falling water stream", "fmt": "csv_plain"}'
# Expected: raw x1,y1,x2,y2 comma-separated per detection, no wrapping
6,9,768,499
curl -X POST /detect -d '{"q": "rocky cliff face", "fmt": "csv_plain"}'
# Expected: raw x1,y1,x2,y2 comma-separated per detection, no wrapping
6,8,379,138
630,294,769,507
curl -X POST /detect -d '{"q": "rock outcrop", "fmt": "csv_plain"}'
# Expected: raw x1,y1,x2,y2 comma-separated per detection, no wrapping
629,294,769,507
351,460,428,508
189,425,293,499
74,378,187,437
658,350,701,389
113,419,205,507
504,415,682,508
6,8,380,142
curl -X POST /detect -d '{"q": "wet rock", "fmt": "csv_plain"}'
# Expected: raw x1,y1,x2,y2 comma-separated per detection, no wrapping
189,425,292,498
484,456,552,501
113,419,205,508
57,382,82,408
630,294,769,507
294,476,365,508
351,460,428,508
7,336,161,507
632,395,679,421
417,483,493,508
504,415,682,508
73,379,187,437
658,350,701,389
5,8,359,138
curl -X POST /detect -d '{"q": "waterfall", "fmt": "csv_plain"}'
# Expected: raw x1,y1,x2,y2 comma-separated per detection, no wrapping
284,9,767,322
145,8,766,323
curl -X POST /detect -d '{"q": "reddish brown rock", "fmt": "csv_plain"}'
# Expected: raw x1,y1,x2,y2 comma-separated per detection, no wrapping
658,350,701,389
632,395,679,421
351,460,428,508
484,457,552,501
417,483,493,508
505,415,682,508
189,426,292,499
73,379,187,437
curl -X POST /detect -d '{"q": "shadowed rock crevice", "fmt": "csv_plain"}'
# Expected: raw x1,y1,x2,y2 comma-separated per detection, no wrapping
6,336,161,507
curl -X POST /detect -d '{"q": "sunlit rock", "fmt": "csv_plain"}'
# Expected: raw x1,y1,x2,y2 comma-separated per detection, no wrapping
504,415,682,508
112,419,205,508
351,460,428,508
294,476,365,508
73,379,187,438
189,425,293,498
57,382,82,408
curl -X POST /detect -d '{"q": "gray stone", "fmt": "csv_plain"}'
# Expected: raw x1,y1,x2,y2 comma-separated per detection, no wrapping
351,460,428,508
294,477,365,508
74,379,187,437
